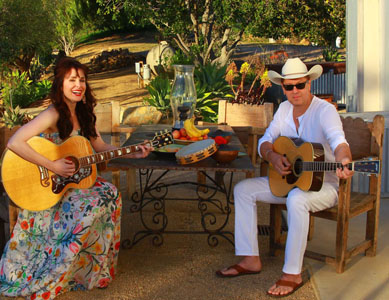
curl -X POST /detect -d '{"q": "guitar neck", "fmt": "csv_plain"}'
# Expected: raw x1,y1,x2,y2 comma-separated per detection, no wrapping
301,161,350,172
79,141,150,167
300,160,380,174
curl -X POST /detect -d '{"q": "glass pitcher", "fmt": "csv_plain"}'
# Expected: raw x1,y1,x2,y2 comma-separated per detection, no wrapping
170,64,197,129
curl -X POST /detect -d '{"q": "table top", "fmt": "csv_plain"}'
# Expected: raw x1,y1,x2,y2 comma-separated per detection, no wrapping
108,124,255,173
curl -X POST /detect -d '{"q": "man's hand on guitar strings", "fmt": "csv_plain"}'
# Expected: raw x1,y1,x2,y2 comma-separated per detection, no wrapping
336,158,354,179
52,158,76,178
271,152,291,176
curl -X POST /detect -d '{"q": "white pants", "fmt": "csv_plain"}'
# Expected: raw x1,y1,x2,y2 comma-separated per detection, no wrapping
234,177,338,274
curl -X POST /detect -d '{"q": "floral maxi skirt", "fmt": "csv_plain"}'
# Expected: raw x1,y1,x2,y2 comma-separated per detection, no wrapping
0,177,122,300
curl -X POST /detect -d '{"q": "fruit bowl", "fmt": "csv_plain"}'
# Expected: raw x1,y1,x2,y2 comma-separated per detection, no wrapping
211,145,239,163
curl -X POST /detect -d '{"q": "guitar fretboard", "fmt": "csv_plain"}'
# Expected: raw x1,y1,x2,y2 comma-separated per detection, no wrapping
296,160,380,174
298,161,351,172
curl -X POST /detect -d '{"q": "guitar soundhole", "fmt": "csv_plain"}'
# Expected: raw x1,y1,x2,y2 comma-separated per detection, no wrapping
65,156,80,170
293,158,303,176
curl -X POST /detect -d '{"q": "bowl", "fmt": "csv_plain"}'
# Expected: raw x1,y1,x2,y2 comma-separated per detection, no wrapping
208,130,233,144
211,145,239,163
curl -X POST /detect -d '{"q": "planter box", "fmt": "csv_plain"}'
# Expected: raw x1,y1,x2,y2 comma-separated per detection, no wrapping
218,100,273,128
0,126,21,155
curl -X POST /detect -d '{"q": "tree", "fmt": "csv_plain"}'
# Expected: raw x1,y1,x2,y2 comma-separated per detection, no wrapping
97,0,259,66
247,0,346,47
0,0,56,72
46,0,83,56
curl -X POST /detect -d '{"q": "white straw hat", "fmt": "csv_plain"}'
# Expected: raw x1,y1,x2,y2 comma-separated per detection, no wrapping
268,58,323,85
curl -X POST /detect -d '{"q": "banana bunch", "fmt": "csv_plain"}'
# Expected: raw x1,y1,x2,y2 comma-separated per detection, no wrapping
184,118,210,138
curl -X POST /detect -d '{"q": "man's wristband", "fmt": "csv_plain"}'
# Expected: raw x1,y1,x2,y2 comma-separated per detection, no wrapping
264,149,273,161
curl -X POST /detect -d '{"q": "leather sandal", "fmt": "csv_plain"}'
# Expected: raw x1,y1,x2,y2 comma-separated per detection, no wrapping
215,264,261,278
266,279,304,298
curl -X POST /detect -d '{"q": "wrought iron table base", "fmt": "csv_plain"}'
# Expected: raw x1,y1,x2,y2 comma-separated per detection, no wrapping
122,169,235,248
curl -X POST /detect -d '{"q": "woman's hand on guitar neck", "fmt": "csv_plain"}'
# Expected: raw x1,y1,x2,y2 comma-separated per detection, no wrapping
268,151,292,176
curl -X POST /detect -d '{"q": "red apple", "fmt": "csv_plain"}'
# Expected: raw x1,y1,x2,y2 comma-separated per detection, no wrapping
179,128,187,137
172,130,181,139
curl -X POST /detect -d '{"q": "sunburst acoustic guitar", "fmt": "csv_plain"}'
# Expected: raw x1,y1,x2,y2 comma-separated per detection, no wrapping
269,136,381,197
1,131,173,211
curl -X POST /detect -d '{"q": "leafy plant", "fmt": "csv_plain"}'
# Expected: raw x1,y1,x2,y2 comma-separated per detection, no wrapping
194,63,232,122
3,105,28,128
34,80,52,101
322,47,344,62
1,71,33,108
1,70,52,109
164,49,195,67
143,75,172,119
1,89,30,128
144,62,234,123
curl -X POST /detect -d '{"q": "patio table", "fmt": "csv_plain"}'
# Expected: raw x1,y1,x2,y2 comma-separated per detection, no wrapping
108,124,255,248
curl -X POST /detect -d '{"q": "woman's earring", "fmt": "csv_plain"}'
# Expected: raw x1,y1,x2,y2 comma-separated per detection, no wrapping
82,96,86,104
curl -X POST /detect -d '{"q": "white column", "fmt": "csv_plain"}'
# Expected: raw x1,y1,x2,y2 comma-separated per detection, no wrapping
346,0,387,112
383,0,389,111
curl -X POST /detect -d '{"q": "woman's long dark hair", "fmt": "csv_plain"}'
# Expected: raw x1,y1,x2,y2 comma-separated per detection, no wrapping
50,57,97,140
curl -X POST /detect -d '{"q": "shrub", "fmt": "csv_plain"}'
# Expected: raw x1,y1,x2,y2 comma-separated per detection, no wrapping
322,47,344,62
0,70,52,109
143,62,233,123
194,63,232,122
1,71,33,108
143,75,172,119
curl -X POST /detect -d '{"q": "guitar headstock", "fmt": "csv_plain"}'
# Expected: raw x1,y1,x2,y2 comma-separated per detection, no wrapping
151,130,174,149
353,160,380,174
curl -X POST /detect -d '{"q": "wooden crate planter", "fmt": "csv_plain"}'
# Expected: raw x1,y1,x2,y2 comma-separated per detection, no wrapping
218,100,273,128
0,126,21,154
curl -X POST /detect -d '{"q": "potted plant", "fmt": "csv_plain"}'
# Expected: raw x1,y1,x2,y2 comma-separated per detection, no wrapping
218,56,274,128
0,90,30,154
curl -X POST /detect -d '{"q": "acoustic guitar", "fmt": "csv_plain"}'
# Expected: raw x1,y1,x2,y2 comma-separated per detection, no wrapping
1,131,173,211
268,136,380,197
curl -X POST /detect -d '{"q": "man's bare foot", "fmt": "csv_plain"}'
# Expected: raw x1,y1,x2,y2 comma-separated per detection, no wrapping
217,256,262,276
267,273,303,297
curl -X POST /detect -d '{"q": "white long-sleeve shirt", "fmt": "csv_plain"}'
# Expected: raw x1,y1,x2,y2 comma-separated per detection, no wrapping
258,96,348,184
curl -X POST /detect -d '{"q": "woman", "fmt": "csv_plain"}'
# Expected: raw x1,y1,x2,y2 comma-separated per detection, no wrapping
0,57,152,299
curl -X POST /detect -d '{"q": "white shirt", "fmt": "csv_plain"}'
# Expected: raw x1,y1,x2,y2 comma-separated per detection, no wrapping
258,96,348,184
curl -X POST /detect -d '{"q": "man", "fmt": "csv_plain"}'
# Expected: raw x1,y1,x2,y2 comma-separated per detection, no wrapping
216,58,354,297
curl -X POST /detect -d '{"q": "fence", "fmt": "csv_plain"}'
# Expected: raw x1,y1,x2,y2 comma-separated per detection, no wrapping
311,69,346,105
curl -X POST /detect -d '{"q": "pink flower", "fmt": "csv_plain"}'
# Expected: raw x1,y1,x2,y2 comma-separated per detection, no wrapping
69,242,79,254
72,224,82,234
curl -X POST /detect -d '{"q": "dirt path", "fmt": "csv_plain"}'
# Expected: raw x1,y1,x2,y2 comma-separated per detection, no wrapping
71,32,158,106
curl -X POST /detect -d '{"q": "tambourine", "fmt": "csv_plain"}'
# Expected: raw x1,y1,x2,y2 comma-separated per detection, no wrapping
175,139,217,165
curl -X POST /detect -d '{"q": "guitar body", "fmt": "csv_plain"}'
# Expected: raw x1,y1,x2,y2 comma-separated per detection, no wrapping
269,136,325,197
1,136,97,211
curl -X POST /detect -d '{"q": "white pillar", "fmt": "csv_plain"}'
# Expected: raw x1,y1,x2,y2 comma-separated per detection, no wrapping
346,0,388,112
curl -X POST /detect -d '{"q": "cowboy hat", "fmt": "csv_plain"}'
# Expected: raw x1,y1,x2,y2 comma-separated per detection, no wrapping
268,58,323,85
